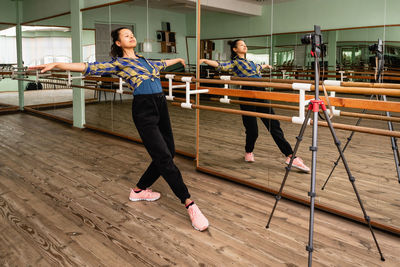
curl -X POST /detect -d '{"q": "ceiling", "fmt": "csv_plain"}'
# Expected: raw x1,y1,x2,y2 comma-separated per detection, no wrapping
124,0,291,16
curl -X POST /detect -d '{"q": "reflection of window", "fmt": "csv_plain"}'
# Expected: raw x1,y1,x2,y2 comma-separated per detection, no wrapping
0,26,96,65
273,50,294,66
247,53,269,65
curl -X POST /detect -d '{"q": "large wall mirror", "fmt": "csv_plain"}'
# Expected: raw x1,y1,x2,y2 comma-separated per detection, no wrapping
23,14,83,123
195,0,400,234
20,1,197,157
78,0,197,157
0,22,20,111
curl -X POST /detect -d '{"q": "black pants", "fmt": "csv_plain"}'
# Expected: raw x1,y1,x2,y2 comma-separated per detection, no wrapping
240,86,294,156
132,93,190,203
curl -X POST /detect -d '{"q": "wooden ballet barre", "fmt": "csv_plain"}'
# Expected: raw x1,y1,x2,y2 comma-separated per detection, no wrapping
273,71,400,81
340,81,400,90
192,77,400,96
171,102,400,138
12,77,133,95
161,72,196,77
209,97,299,111
209,97,400,123
251,76,400,90
275,68,400,77
215,76,316,85
203,86,400,113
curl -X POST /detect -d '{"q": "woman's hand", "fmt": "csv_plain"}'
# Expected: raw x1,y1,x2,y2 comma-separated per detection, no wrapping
28,63,58,73
178,58,186,67
261,64,273,70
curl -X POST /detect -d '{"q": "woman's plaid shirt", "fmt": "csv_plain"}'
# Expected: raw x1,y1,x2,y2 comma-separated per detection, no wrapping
216,56,262,77
83,55,166,91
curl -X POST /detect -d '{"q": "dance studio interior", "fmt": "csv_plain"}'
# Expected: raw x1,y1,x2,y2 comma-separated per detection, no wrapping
1,0,400,266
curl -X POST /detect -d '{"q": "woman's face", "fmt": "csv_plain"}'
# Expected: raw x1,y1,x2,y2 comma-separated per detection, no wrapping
233,40,247,55
116,28,137,49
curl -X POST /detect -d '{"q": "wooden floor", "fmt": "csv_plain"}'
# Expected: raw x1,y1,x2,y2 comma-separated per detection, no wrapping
0,113,400,266
33,97,400,231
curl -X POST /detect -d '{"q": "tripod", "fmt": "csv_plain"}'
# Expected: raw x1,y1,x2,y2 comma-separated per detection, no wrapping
322,44,400,189
265,26,385,266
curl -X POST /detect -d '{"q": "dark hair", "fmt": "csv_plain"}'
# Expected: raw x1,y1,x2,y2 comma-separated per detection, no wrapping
110,27,131,58
228,39,242,60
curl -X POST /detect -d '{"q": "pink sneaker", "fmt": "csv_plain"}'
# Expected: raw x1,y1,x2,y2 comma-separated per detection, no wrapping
285,156,310,173
187,204,209,231
129,188,161,202
245,152,255,162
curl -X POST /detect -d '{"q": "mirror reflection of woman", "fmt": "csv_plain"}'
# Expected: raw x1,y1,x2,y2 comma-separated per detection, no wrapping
200,39,310,173
29,27,209,231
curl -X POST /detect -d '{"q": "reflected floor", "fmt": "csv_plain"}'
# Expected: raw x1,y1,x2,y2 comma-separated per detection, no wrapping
33,98,197,156
0,89,96,106
198,99,400,231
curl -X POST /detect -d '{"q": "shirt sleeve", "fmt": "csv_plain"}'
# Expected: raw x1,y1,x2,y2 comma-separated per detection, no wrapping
256,63,262,73
148,59,167,71
216,60,235,72
83,59,119,76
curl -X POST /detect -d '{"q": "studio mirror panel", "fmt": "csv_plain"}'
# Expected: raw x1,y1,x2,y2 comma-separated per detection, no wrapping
198,3,277,187
24,14,93,123
82,3,134,137
197,0,400,233
0,23,19,111
81,1,197,156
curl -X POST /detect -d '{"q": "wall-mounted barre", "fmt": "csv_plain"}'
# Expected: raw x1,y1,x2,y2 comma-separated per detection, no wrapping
219,75,231,104
291,83,312,125
180,76,209,109
164,75,209,107
217,75,337,125
66,70,85,87
165,74,187,101
171,101,400,139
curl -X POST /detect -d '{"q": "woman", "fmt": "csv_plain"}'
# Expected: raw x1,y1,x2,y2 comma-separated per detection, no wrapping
200,39,309,173
29,27,209,231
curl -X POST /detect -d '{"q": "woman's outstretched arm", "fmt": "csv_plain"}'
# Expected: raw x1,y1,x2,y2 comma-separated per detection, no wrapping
261,64,273,69
28,62,86,73
199,59,218,67
165,58,186,67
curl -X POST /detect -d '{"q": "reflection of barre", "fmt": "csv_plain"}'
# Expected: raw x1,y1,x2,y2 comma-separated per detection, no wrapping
347,70,354,82
282,70,287,79
117,77,125,94
34,69,52,83
323,80,342,116
67,70,84,87
172,102,400,138
180,76,209,109
338,71,347,82
11,67,28,79
219,75,231,104
291,83,312,125
165,74,187,101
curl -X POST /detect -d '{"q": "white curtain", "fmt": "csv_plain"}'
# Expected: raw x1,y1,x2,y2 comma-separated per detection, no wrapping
0,36,18,64
0,36,95,66
23,37,72,66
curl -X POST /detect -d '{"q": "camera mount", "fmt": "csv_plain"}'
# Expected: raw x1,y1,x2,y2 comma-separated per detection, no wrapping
301,25,326,59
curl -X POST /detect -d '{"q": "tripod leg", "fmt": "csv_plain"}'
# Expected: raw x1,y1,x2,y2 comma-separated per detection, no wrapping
381,95,400,183
322,94,376,190
321,117,362,190
307,101,321,266
321,107,385,261
266,107,312,229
